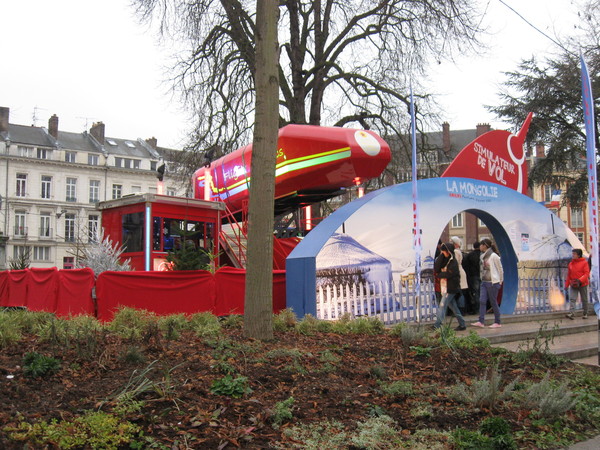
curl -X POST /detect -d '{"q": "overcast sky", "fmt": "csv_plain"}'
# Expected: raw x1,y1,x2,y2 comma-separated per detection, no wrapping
1,0,583,149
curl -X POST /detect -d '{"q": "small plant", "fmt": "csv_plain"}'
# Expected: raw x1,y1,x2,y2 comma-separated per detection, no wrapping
273,308,297,332
449,330,491,350
410,402,434,419
518,372,576,418
210,375,252,398
109,307,157,340
296,314,333,335
76,231,132,275
220,314,243,329
369,365,388,380
121,346,146,365
448,362,518,410
189,312,222,337
5,410,140,449
271,397,295,427
410,345,432,357
282,419,349,449
451,428,494,449
379,380,414,397
331,316,384,334
350,415,404,448
22,352,60,378
158,314,189,340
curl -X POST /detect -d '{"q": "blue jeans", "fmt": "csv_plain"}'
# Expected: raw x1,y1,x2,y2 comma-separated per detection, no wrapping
479,281,501,324
435,292,466,328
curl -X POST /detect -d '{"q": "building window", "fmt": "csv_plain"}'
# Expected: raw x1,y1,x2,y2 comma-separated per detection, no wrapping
115,157,123,168
14,211,27,236
13,246,30,259
63,256,75,269
575,232,585,243
151,161,157,171
124,159,132,169
88,154,99,165
41,175,52,199
131,185,141,193
112,184,122,199
65,151,76,163
89,180,100,203
66,178,77,202
18,146,33,157
167,188,176,196
88,215,99,243
37,148,50,159
65,214,76,242
148,187,157,194
571,207,584,228
478,218,486,228
33,246,51,261
16,173,27,197
40,214,51,238
133,159,140,169
451,213,463,228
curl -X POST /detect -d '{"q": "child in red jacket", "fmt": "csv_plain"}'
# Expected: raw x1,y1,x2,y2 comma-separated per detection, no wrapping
566,248,590,319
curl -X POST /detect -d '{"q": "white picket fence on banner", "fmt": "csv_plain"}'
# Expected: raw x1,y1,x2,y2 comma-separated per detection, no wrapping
316,275,575,325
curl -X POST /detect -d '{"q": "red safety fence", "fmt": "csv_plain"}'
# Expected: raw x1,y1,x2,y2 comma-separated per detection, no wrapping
0,267,287,321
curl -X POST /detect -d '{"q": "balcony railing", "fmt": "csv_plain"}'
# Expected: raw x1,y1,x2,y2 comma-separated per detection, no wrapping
13,226,28,237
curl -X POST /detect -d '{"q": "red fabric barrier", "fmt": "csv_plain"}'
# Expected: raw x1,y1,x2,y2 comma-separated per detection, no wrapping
26,268,59,312
6,270,28,307
0,271,9,307
96,270,215,322
55,268,95,317
273,237,301,270
214,267,287,316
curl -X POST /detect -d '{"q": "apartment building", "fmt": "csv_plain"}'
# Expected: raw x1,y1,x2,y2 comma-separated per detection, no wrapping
0,106,184,269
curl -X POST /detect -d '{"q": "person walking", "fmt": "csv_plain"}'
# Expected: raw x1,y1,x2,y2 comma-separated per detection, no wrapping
433,242,466,331
472,238,503,328
565,248,590,319
463,241,481,314
450,236,469,314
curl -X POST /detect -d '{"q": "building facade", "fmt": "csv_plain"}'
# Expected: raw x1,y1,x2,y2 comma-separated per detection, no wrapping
0,106,184,270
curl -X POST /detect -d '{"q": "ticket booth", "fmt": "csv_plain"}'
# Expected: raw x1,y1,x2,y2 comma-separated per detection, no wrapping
97,194,225,271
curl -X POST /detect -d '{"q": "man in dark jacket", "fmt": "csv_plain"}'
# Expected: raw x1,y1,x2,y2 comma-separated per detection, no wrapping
463,242,481,314
433,242,467,330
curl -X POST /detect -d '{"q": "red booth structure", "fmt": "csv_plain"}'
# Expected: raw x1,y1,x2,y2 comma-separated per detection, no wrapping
97,194,225,271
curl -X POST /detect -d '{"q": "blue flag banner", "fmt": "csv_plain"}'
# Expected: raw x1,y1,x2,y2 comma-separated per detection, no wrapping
410,88,422,312
580,55,600,315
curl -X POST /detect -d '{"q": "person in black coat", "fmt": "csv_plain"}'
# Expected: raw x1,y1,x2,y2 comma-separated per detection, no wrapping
433,242,467,330
463,241,482,314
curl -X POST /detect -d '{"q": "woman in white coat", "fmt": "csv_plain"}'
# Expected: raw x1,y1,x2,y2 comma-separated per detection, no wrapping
471,238,503,328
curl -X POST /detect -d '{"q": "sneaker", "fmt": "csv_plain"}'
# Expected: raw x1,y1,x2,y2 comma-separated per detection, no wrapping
566,313,575,320
583,315,589,319
489,323,502,328
455,325,467,331
471,322,485,328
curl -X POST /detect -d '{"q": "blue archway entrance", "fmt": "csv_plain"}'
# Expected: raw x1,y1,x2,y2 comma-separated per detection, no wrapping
286,177,581,318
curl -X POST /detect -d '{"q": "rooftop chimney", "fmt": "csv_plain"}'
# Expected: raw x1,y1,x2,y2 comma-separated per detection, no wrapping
90,121,105,144
535,143,545,158
48,114,59,138
476,123,491,136
0,107,9,133
146,137,157,149
442,122,450,153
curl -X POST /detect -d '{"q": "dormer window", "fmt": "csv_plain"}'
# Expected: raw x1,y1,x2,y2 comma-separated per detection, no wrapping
107,139,117,146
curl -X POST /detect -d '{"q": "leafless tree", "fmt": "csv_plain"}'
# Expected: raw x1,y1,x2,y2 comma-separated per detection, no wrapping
132,0,484,156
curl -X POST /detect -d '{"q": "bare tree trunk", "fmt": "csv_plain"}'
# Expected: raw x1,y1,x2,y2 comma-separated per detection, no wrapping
244,0,279,340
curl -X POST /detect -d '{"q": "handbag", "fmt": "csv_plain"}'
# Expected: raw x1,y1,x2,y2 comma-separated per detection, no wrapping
571,279,582,288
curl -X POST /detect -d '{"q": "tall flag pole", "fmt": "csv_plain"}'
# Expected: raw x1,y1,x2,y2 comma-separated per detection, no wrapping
410,87,422,320
580,55,599,318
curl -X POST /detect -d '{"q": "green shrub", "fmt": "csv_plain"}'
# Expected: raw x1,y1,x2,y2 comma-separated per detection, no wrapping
379,380,414,397
271,397,295,427
351,415,404,448
369,365,388,380
410,346,432,357
220,314,243,329
296,314,333,335
451,428,495,449
273,308,297,332
0,314,22,348
22,352,60,378
189,312,222,337
158,314,189,340
210,375,252,398
331,316,384,334
391,323,430,347
109,307,157,340
448,363,518,410
410,402,434,419
281,419,349,449
5,410,140,449
120,346,145,365
479,416,511,437
518,373,575,418
449,330,491,349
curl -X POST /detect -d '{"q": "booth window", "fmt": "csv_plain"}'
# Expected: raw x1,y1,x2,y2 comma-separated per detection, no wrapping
152,217,214,253
122,212,144,253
